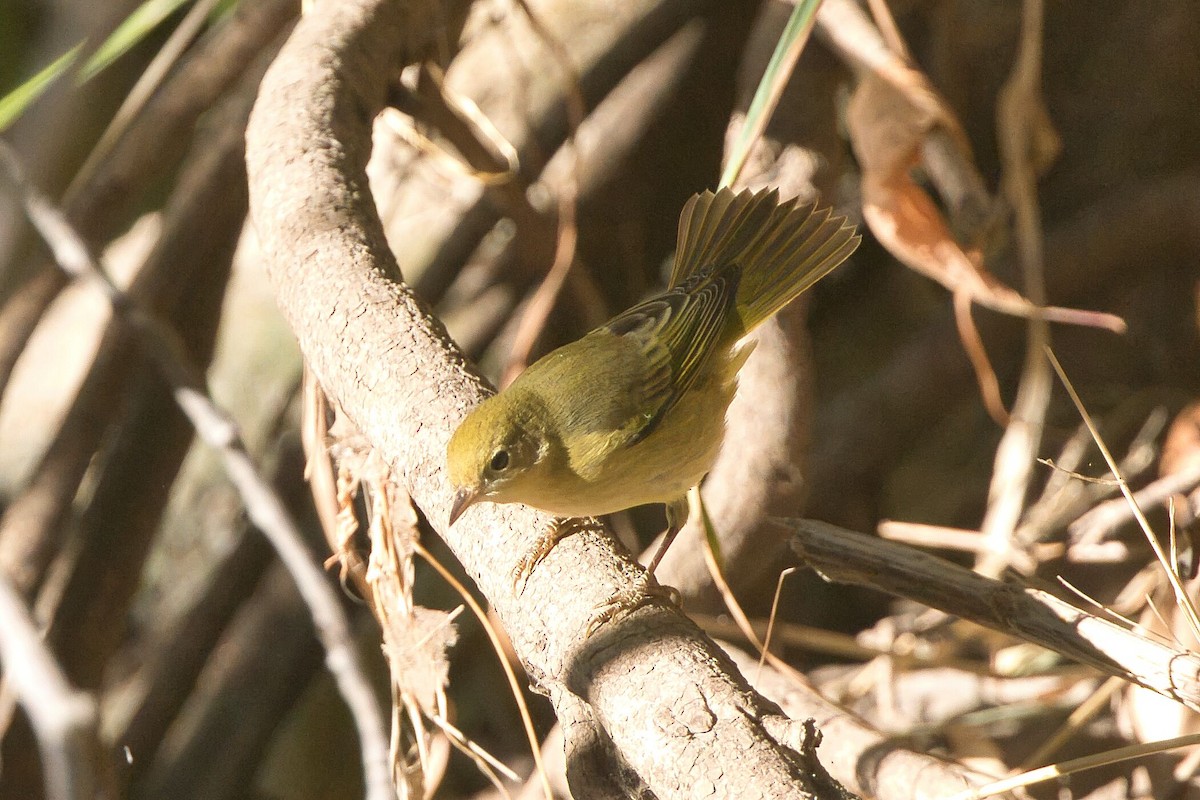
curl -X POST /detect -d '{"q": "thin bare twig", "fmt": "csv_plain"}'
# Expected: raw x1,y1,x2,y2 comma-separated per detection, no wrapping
0,140,396,800
976,0,1055,578
501,0,585,386
500,177,579,387
864,0,910,60
880,519,1060,563
1070,460,1200,545
0,571,99,800
953,288,1008,425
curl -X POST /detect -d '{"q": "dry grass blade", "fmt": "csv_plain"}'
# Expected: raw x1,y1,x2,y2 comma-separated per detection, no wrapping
757,567,796,679
415,542,555,800
943,732,1200,800
694,487,755,651
1046,346,1200,644
1055,575,1145,632
425,710,518,796
693,611,982,668
693,489,808,685
1020,675,1125,768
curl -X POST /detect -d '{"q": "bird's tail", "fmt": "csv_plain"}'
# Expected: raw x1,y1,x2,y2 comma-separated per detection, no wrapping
671,187,860,334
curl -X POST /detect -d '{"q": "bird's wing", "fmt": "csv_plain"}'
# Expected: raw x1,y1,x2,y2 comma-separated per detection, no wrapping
600,266,738,444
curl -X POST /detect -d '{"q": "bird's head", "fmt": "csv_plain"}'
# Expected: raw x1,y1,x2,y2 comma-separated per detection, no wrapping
445,392,551,525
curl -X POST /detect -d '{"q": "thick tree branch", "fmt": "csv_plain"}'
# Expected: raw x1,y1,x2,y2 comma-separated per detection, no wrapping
245,0,853,796
790,520,1200,711
721,646,1000,800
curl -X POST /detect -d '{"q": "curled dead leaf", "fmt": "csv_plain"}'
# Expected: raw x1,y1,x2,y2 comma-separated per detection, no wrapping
847,70,1126,334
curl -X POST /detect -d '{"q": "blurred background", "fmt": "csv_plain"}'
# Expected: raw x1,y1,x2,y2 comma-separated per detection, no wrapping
1,0,1199,798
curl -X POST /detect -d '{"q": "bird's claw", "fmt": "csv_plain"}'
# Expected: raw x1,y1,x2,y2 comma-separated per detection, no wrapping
586,576,680,635
508,516,682,637
511,517,596,594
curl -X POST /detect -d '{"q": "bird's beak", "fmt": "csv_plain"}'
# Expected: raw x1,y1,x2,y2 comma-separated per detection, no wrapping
448,486,481,526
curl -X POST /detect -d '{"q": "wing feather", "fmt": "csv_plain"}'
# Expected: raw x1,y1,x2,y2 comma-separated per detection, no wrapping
600,266,738,443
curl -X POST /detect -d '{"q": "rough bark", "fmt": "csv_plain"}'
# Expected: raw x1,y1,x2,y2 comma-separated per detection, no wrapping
245,0,852,796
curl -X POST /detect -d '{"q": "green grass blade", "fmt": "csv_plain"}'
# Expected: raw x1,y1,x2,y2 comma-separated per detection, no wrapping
0,0,210,132
0,45,82,133
81,0,194,81
721,0,825,189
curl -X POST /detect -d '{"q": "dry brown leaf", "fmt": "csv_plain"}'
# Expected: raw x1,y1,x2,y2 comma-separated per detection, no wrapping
1158,401,1200,575
1161,401,1200,479
847,68,1125,334
367,469,457,715
366,472,459,799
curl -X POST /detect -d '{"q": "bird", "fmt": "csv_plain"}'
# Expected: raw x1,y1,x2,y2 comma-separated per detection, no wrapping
446,186,859,587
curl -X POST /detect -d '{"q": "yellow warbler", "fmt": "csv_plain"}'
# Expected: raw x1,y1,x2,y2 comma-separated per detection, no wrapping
447,186,859,578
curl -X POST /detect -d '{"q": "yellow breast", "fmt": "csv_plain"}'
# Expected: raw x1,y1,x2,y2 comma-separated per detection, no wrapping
516,348,742,518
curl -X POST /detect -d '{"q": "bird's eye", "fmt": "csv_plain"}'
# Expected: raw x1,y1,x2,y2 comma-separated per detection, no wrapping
489,450,510,472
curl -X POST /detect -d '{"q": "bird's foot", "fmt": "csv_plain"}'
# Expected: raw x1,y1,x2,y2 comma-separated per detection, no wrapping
587,574,681,635
511,516,598,594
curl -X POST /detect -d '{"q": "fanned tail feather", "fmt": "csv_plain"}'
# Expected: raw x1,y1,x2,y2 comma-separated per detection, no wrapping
672,187,860,334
